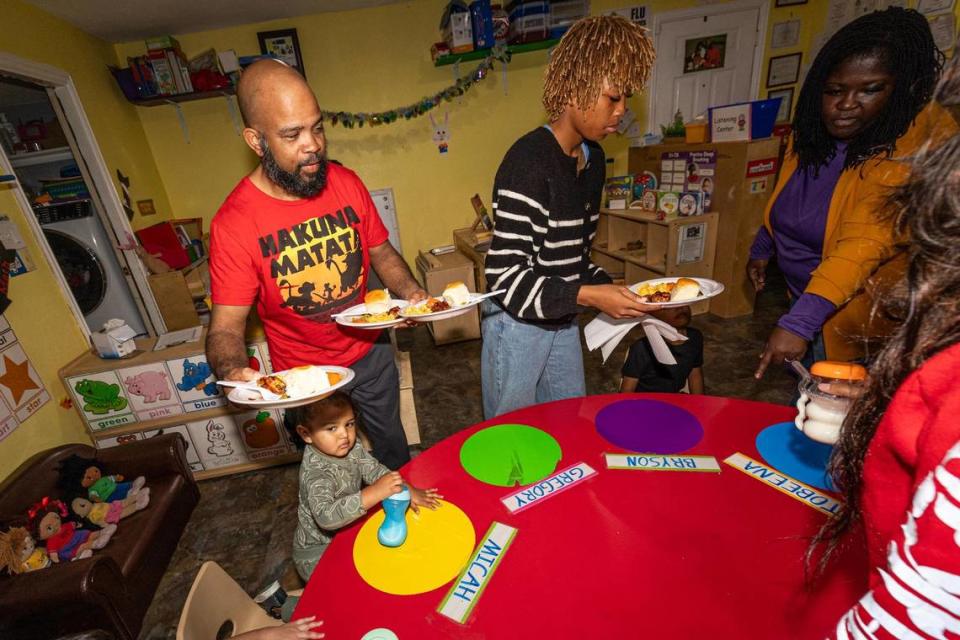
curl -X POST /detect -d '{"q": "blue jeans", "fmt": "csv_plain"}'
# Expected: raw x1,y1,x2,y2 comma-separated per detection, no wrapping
481,305,585,419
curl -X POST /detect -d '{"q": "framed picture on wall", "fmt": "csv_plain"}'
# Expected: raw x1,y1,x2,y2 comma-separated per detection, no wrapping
767,53,802,88
257,28,305,75
768,88,795,123
774,0,808,6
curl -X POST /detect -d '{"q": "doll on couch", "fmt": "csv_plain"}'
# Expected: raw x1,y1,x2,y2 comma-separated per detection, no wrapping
0,526,52,575
28,497,116,562
58,454,146,503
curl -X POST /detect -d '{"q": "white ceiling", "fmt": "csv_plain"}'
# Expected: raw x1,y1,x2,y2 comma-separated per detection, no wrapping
23,0,409,42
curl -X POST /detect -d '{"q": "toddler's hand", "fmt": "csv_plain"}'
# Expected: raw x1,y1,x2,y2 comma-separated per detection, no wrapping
243,616,324,639
409,486,443,514
372,472,404,501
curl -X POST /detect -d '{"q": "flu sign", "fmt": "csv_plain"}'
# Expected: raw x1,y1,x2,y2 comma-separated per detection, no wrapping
610,6,649,27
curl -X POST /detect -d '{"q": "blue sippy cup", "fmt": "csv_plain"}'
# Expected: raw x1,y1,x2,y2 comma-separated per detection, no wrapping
377,486,410,547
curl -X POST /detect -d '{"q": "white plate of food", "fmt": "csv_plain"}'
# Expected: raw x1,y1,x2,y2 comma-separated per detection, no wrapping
224,365,355,409
399,282,504,322
332,289,409,329
629,277,724,308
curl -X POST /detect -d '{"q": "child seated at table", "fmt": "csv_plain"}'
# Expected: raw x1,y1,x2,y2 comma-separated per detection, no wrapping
619,305,704,394
290,392,441,581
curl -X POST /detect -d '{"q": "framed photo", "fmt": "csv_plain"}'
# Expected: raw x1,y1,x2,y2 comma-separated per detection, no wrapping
683,34,727,73
767,53,801,88
768,88,795,123
774,0,808,6
257,29,305,75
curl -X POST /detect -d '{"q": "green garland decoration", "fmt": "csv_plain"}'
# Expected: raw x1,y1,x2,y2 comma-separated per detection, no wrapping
320,45,511,128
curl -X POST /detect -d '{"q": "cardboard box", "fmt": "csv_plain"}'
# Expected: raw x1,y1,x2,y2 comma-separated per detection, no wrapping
90,321,138,358
443,11,474,53
415,250,481,345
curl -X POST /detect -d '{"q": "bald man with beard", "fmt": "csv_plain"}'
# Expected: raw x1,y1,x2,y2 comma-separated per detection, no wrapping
206,60,426,469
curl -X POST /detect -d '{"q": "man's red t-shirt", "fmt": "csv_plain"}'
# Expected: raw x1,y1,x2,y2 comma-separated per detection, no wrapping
209,164,389,371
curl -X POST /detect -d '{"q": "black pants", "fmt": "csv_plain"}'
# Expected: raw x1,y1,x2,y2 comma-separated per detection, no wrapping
285,342,410,469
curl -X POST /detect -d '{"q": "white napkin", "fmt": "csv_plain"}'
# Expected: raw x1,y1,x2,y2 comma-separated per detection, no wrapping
584,313,687,365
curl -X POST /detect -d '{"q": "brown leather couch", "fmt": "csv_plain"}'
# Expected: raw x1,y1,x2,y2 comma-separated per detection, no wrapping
0,433,200,640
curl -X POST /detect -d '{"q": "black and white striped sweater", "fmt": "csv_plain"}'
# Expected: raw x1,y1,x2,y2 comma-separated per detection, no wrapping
485,127,611,322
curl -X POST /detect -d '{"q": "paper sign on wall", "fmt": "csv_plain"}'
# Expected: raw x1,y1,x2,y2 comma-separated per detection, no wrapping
437,522,517,624
500,462,597,514
609,6,649,27
723,452,842,517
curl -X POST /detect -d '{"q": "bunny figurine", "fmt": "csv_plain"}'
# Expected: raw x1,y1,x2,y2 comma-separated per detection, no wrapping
430,111,451,154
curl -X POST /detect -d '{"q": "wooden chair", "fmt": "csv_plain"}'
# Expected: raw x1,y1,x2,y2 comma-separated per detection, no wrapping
176,561,282,640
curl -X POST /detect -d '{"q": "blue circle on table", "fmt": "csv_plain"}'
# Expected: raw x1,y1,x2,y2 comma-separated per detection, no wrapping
755,422,835,491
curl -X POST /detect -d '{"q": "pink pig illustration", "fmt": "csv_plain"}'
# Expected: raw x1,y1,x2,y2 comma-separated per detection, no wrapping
123,371,171,403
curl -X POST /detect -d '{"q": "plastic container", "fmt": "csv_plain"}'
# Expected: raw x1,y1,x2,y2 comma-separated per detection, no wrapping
794,360,867,444
377,486,410,547
685,122,708,144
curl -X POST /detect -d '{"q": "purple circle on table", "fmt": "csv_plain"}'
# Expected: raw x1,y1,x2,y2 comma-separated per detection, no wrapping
595,399,704,454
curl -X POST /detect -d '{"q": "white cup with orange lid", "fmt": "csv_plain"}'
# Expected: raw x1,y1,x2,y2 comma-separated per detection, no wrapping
793,360,867,445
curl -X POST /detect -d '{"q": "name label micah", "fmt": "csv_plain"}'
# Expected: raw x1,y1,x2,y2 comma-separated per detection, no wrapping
605,453,721,472
437,522,517,624
501,462,597,514
723,452,842,517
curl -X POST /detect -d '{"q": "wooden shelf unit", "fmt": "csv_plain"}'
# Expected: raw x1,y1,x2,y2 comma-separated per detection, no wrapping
627,138,780,317
129,87,235,107
59,327,420,480
434,39,560,67
592,209,719,313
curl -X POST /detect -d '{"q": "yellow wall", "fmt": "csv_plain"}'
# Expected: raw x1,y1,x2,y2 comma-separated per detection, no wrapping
0,0,173,480
116,0,960,269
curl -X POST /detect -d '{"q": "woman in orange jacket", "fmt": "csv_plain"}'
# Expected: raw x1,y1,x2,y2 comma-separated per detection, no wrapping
748,7,957,378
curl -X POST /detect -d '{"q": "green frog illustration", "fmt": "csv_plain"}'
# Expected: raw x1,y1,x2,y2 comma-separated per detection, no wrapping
74,380,128,415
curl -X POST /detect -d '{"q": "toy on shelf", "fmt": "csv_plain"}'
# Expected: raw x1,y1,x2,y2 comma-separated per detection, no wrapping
377,487,411,548
28,498,116,562
58,454,147,503
0,527,53,575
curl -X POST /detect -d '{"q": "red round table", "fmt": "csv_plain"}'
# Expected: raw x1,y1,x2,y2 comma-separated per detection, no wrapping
295,393,867,638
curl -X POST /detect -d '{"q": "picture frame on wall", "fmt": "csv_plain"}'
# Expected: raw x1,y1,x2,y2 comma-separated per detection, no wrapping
774,0,808,6
767,53,802,88
257,28,305,75
768,88,795,123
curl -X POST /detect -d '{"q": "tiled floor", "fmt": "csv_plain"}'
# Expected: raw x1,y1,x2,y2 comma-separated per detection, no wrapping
76,277,795,640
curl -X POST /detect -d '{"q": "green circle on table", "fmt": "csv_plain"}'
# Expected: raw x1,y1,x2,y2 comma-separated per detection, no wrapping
459,423,563,487
361,629,399,640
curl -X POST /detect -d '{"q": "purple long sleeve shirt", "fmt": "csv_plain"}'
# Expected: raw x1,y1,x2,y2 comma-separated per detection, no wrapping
749,146,847,341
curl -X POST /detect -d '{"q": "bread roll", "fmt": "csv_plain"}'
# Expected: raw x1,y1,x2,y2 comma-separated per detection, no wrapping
364,289,391,314
442,281,471,307
670,278,701,302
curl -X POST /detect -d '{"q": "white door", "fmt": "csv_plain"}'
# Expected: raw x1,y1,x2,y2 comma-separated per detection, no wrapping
651,2,764,132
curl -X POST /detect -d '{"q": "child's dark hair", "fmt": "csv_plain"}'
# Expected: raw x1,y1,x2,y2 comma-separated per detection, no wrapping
284,391,356,450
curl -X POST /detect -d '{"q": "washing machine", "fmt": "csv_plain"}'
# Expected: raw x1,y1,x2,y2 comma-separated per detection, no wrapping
36,199,147,336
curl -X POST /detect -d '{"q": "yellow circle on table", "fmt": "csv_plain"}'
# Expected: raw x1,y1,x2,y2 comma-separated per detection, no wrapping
353,499,475,595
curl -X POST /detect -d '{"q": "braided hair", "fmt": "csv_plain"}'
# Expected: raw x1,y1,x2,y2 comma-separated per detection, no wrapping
792,7,942,171
542,15,655,121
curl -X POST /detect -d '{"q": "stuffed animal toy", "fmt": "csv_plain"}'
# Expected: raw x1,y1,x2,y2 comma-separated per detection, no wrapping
28,497,116,562
58,454,146,503
0,526,53,575
68,488,150,529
